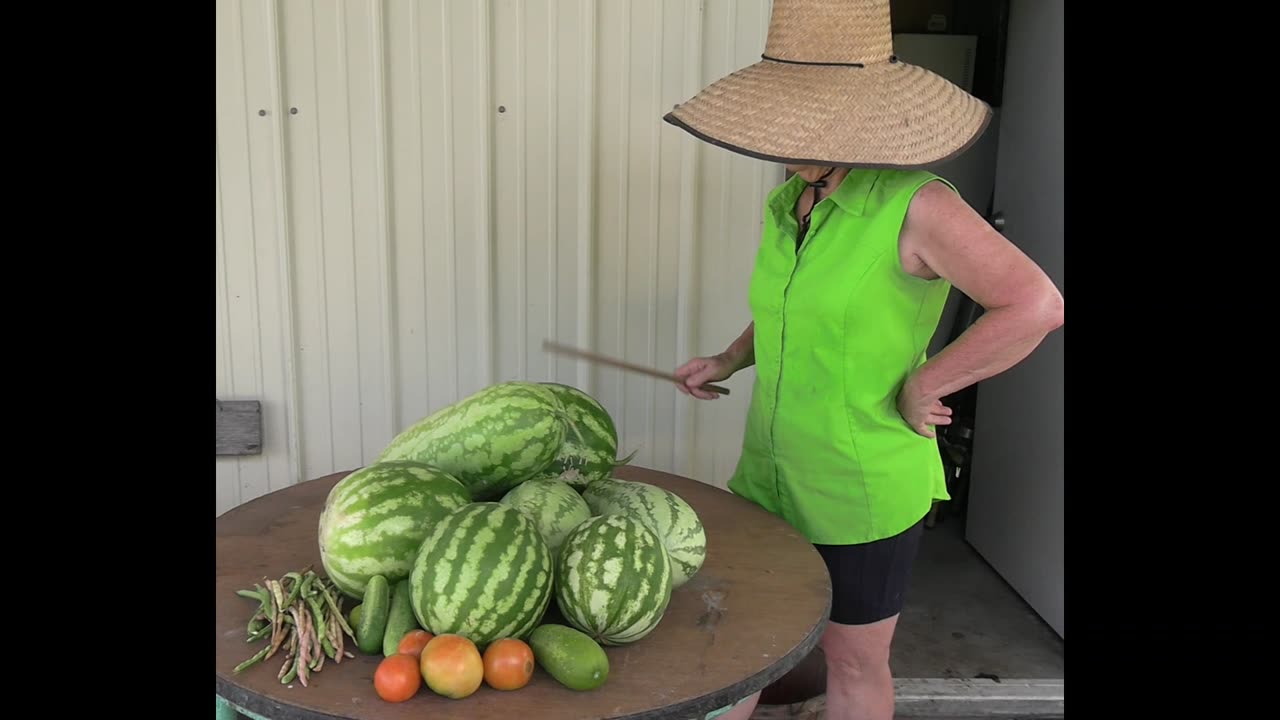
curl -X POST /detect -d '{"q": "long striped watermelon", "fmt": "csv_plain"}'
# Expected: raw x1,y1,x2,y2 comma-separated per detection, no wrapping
555,514,673,646
378,381,569,500
499,478,592,561
532,383,633,492
408,502,553,647
581,478,706,588
316,461,472,599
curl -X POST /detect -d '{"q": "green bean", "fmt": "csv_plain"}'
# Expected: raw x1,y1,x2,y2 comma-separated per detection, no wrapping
255,583,270,610
331,614,344,662
235,568,347,687
239,584,272,638
305,595,327,641
234,645,271,673
319,584,355,638
281,572,303,608
281,656,298,684
299,571,315,598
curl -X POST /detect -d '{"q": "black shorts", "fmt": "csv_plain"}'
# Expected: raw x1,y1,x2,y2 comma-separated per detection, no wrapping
814,515,925,626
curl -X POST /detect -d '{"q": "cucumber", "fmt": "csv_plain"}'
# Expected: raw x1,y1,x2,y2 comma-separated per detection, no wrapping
349,604,363,629
382,580,418,657
355,575,390,654
529,624,609,691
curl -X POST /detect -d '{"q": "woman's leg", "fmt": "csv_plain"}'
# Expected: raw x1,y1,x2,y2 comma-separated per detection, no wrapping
813,516,925,720
820,615,899,720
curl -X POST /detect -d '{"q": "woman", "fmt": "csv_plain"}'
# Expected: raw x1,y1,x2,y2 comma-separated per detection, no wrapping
669,2,1064,720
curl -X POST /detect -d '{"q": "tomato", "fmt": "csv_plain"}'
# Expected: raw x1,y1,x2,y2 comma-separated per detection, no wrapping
373,653,421,703
483,637,536,691
397,629,434,658
420,634,484,699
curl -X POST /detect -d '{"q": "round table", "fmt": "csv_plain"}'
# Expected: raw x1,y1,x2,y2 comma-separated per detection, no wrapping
216,465,831,720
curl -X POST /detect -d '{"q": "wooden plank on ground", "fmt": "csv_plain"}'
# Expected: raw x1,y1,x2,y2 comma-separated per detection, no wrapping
895,678,1064,718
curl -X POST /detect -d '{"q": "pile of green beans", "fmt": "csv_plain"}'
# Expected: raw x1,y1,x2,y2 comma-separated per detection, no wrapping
232,567,358,687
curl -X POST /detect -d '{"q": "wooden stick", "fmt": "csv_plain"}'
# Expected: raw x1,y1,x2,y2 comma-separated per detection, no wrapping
541,340,730,396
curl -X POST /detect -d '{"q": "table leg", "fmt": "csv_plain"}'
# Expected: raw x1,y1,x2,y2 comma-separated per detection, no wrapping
701,693,754,720
216,693,274,720
215,694,239,720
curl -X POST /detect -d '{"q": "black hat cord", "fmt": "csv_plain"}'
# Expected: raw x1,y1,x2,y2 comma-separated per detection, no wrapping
796,166,837,251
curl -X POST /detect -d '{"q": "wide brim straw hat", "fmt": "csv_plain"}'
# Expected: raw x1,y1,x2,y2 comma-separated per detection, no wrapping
663,0,993,169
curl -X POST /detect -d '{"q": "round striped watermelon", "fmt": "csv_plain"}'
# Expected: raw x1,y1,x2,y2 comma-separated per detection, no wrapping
378,381,569,500
534,383,632,492
581,478,706,588
555,514,673,646
499,478,593,561
317,461,472,599
409,502,554,647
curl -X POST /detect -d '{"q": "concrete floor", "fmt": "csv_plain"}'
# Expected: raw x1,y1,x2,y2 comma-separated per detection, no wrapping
890,510,1064,680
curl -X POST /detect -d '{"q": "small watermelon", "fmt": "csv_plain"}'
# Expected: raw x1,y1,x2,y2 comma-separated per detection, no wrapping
317,461,472,599
499,478,593,561
555,514,673,646
582,478,706,588
409,502,554,647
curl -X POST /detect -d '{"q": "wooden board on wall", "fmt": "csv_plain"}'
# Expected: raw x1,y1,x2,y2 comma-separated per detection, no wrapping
217,400,262,456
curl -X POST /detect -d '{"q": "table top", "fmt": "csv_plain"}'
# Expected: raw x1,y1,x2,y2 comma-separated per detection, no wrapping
216,465,831,720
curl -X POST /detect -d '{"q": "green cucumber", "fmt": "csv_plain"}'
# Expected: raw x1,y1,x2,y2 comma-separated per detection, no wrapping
382,580,417,657
529,624,609,691
355,575,390,654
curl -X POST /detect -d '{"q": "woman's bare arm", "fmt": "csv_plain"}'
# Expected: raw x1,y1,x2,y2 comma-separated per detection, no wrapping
896,182,1063,429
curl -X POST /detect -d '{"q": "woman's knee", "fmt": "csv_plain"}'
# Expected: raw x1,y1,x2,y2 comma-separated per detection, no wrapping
820,616,899,681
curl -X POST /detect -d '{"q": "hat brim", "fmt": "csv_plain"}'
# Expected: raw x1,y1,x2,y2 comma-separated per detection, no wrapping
663,58,993,169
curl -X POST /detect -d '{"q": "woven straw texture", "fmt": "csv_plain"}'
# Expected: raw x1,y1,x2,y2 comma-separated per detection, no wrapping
663,0,992,169
666,59,989,169
765,0,892,64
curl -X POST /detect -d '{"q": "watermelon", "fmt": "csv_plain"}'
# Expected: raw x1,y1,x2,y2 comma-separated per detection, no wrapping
317,461,472,599
409,502,554,647
581,478,706,588
499,478,593,561
555,514,674,646
533,382,634,492
378,381,568,500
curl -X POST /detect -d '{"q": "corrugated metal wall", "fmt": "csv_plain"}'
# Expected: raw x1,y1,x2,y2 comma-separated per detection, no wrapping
216,0,782,516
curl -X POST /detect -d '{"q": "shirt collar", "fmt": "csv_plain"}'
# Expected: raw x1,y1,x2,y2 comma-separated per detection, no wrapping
767,169,880,226
828,168,879,216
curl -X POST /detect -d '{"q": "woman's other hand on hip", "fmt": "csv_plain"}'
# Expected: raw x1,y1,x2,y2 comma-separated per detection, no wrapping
896,376,953,438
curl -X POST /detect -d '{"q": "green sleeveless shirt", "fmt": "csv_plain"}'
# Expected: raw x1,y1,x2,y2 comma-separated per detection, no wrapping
728,168,955,546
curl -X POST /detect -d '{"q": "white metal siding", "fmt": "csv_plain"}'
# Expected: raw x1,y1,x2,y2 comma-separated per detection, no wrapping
216,0,780,516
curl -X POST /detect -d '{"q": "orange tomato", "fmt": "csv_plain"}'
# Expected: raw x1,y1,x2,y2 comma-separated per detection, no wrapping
373,653,421,703
483,638,536,691
397,629,434,658
419,633,484,699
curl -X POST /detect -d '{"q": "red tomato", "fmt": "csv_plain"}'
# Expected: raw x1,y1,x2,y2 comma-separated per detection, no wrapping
483,638,535,691
374,653,421,703
397,629,434,658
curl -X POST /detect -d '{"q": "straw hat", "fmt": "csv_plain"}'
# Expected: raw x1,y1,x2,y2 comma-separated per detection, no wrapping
663,0,993,169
